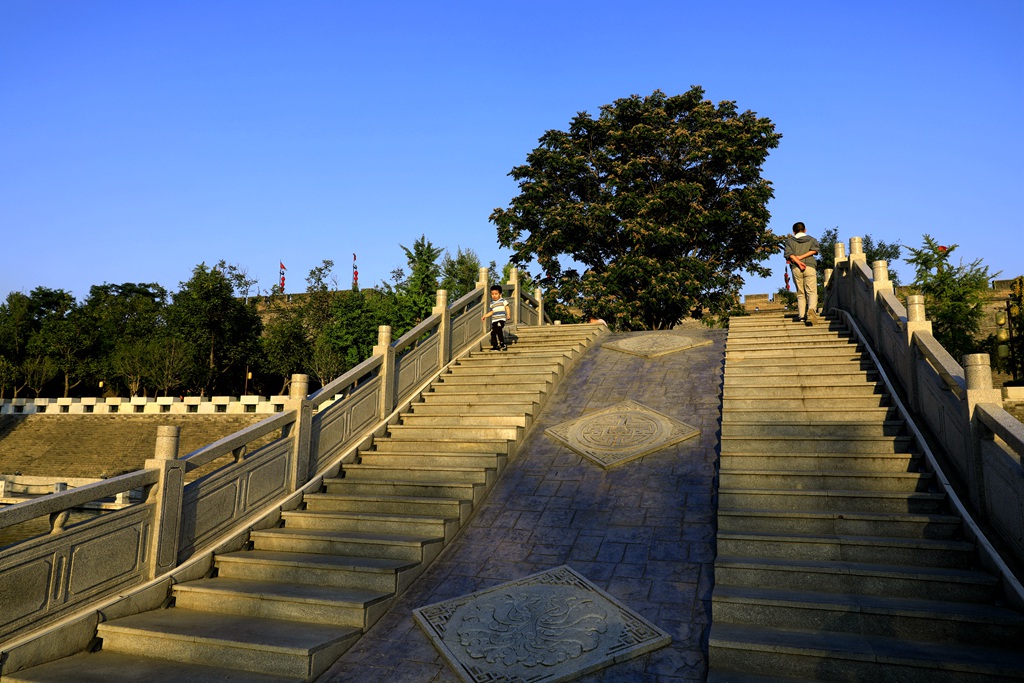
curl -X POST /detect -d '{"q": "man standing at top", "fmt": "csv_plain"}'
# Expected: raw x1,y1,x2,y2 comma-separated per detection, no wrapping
784,222,821,324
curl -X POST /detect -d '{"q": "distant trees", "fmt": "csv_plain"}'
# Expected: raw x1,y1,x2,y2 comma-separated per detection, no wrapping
0,237,499,399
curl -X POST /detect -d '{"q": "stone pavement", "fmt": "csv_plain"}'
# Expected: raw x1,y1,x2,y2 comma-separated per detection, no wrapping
317,325,727,682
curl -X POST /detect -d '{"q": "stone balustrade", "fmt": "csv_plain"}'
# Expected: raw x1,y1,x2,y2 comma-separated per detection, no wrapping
825,243,1024,567
0,268,548,658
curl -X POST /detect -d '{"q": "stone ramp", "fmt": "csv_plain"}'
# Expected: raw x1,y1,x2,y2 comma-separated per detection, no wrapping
709,313,1024,682
3,324,605,682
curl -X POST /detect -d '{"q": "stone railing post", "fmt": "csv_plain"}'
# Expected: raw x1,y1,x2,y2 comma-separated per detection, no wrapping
144,425,185,578
964,354,1003,516
507,267,520,325
434,289,451,367
0,479,6,497
478,267,490,335
536,284,545,326
849,237,866,264
904,294,933,414
871,260,894,298
286,373,312,489
905,295,932,344
373,325,396,419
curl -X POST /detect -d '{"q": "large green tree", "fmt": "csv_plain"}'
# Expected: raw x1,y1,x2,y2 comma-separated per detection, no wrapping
440,247,483,301
491,87,782,330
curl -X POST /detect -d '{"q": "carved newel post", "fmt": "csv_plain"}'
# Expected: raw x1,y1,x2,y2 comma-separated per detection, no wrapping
145,425,185,578
849,237,866,263
374,325,396,419
434,289,451,367
286,373,312,489
507,267,520,325
871,260,894,298
963,354,1003,514
478,266,490,334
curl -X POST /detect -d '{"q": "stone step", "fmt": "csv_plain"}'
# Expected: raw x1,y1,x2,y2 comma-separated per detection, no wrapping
337,463,493,485
370,437,513,455
96,609,359,679
718,488,946,514
280,509,460,542
407,401,537,417
720,451,921,472
356,450,507,471
321,477,484,503
722,407,898,422
713,556,999,604
721,434,913,454
384,423,523,442
214,550,418,594
433,377,553,392
709,623,1024,682
717,508,961,539
728,326,849,339
722,396,890,410
250,527,445,562
723,370,878,386
716,531,976,568
726,337,860,351
418,389,544,404
722,421,904,439
0,650,307,682
172,577,391,629
303,492,471,522
724,346,864,361
442,367,559,382
712,585,1024,648
719,469,933,492
724,360,874,376
454,356,567,369
400,411,530,426
721,384,885,399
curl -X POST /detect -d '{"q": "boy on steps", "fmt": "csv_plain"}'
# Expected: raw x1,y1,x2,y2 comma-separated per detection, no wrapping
482,285,511,350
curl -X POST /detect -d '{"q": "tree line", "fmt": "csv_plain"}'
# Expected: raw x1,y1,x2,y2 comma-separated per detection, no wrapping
0,237,495,399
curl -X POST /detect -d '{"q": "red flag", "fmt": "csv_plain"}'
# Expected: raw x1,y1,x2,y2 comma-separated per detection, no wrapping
279,262,286,270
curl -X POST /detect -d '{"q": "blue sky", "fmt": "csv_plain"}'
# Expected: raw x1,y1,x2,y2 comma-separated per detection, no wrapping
2,1,1021,303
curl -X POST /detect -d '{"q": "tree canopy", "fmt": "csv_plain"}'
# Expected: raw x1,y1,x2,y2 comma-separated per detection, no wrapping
491,87,782,329
906,234,996,363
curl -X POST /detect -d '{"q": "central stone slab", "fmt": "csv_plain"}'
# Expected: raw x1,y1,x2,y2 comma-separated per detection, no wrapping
413,565,671,683
545,399,700,469
602,333,712,359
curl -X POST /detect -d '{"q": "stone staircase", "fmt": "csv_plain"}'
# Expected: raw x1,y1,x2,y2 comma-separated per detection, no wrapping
5,323,606,683
708,313,1024,682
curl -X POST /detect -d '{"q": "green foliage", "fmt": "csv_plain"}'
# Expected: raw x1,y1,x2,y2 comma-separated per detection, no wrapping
817,228,903,285
906,234,996,364
166,263,263,395
776,287,797,310
440,248,483,301
1006,276,1024,380
491,87,782,330
397,235,443,327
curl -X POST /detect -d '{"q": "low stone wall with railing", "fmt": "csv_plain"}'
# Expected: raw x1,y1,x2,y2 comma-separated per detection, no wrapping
825,240,1024,571
0,267,547,672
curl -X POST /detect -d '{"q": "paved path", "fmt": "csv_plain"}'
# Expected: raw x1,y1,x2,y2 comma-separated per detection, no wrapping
318,326,727,682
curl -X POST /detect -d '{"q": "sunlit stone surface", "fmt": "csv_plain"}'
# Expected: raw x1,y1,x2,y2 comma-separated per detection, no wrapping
545,400,700,469
413,565,671,683
602,333,712,359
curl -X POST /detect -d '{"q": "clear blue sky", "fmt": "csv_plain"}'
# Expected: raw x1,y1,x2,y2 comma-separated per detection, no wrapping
2,1,1021,303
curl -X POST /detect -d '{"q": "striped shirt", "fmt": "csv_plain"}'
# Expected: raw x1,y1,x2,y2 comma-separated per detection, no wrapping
490,297,509,322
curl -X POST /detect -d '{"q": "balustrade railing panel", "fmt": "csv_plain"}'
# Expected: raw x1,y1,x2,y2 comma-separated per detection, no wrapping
177,436,294,563
0,503,155,642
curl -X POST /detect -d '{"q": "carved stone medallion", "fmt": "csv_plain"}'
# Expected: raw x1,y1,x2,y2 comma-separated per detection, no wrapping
603,333,712,359
546,400,700,469
413,565,671,683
